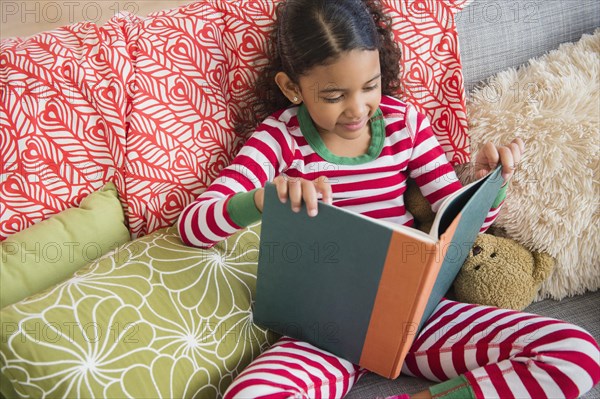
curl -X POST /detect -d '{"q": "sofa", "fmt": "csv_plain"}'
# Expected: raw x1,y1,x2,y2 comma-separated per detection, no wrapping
0,0,598,398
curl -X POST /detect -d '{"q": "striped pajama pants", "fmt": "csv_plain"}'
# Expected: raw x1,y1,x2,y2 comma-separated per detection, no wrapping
225,298,600,399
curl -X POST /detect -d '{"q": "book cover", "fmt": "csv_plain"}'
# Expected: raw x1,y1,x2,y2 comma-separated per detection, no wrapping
253,166,504,379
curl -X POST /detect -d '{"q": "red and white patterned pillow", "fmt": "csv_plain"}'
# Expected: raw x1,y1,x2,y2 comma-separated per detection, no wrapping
386,0,472,164
125,0,473,237
1,0,472,239
123,1,262,237
0,14,141,240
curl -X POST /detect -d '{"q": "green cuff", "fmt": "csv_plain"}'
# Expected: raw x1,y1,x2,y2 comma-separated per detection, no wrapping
492,182,508,209
227,189,262,228
429,375,475,399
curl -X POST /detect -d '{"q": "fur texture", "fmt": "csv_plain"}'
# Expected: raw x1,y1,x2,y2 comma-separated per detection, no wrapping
454,234,554,310
457,29,599,300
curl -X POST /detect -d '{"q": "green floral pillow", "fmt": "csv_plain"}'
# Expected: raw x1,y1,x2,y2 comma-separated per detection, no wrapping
0,223,277,398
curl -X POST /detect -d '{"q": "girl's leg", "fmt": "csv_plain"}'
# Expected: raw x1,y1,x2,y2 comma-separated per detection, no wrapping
403,298,600,399
224,298,599,399
223,336,365,399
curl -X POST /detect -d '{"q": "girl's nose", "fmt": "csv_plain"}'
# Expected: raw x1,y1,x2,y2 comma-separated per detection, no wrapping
344,97,367,119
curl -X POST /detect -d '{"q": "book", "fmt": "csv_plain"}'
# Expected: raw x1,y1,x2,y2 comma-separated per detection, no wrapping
253,166,504,379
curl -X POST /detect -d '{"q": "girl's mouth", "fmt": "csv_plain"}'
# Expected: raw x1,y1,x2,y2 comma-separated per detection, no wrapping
340,117,368,131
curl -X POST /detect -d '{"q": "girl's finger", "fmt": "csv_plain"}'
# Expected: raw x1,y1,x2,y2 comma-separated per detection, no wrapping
313,176,332,206
475,142,498,179
482,141,500,169
301,180,319,217
509,141,522,166
513,137,525,153
287,177,303,212
498,146,515,182
273,175,289,203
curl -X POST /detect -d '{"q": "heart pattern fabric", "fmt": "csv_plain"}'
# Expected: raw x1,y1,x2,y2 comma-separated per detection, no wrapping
1,0,471,239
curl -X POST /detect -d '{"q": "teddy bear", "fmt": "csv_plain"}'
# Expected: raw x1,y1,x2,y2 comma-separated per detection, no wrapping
404,178,436,233
452,234,555,310
403,178,555,310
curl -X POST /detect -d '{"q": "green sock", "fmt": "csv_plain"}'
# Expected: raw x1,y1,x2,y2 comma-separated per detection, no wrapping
429,375,475,399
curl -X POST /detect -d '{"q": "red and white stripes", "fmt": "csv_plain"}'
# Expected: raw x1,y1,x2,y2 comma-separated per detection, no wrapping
403,299,600,398
224,299,600,399
480,204,502,233
223,337,365,399
178,96,471,248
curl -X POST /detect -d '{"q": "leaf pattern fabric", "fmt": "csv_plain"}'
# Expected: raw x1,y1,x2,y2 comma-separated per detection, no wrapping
1,0,472,240
0,15,141,239
385,0,471,164
0,224,277,398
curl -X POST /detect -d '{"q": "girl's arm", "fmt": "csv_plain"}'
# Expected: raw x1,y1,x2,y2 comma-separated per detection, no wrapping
178,119,295,248
473,138,524,232
405,104,463,213
404,105,524,232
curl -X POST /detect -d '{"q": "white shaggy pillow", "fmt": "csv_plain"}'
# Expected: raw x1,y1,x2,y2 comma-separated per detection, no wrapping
458,29,599,300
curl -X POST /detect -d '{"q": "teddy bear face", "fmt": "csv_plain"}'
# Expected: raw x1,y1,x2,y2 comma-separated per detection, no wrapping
453,234,540,310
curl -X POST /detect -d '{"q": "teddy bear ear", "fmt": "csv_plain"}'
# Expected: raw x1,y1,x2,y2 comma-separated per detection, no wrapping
532,252,555,283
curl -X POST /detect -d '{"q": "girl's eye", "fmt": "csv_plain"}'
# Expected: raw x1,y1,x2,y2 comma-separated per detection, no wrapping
322,95,343,103
320,84,378,103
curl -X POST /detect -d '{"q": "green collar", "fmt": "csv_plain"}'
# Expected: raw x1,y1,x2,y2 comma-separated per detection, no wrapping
297,104,385,165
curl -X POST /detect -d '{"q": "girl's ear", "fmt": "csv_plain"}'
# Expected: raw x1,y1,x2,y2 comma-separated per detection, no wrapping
275,72,303,104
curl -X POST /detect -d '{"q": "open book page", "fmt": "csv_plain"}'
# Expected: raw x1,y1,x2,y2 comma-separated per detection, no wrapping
327,204,435,243
428,166,504,240
325,166,503,243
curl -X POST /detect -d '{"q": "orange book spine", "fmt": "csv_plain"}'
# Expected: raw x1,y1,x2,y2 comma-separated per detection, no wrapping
359,216,460,378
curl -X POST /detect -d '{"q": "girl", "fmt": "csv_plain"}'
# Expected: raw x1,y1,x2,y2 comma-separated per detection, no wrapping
178,0,600,397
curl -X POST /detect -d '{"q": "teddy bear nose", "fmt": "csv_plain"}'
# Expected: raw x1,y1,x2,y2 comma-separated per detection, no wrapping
473,246,483,256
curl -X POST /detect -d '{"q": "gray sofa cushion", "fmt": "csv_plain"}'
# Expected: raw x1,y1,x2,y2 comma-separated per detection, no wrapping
457,0,600,93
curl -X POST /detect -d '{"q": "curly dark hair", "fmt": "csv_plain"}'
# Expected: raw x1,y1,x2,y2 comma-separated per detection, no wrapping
235,0,402,137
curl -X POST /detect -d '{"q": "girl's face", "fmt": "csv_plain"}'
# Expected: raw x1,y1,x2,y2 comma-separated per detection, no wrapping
297,49,382,141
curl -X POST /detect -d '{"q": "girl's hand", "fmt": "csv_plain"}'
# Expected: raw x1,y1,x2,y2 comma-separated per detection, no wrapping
474,138,525,183
254,175,332,217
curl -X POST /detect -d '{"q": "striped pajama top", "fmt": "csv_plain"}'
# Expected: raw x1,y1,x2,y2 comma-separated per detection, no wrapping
178,95,503,248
